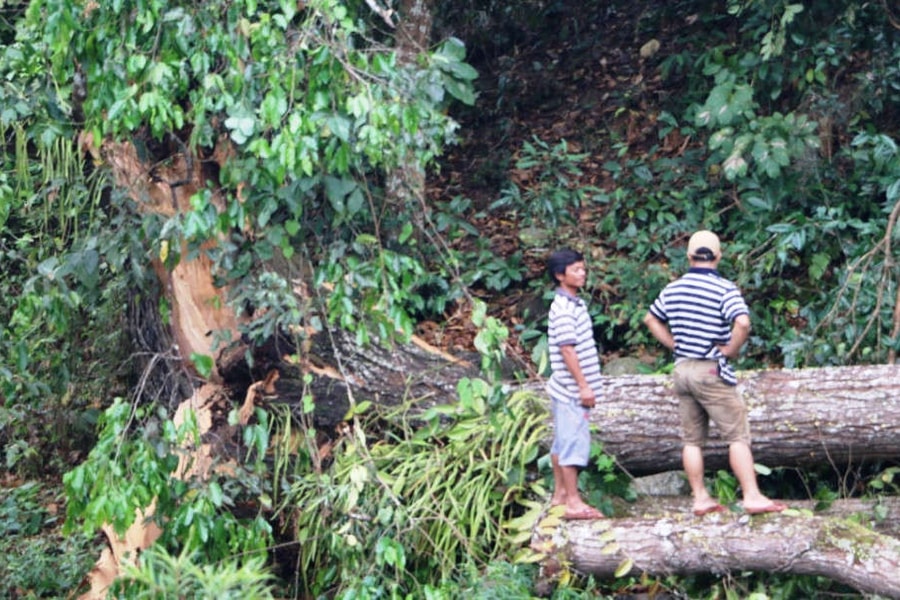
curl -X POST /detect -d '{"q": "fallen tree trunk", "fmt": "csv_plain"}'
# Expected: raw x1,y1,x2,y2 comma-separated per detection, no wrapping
237,338,899,475
228,328,480,428
262,353,899,475
620,495,900,536
533,509,900,599
520,363,900,475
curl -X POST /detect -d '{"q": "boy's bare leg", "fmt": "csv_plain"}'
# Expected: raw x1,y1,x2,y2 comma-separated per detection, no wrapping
561,465,592,511
550,454,566,506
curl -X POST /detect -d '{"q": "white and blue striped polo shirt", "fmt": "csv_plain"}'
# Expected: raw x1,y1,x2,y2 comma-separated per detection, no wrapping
547,289,603,401
647,268,749,385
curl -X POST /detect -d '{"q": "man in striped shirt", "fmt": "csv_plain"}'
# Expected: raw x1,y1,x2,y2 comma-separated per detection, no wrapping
546,248,604,520
643,231,787,516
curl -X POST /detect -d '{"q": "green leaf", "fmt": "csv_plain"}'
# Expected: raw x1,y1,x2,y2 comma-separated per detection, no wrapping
208,481,224,507
224,108,256,144
754,463,772,476
709,127,734,150
190,353,214,379
722,152,748,180
324,175,357,214
512,548,547,564
398,221,414,244
324,114,352,141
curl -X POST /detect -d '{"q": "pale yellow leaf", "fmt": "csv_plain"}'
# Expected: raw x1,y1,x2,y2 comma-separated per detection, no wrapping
614,557,634,577
598,530,616,543
512,548,546,564
601,542,620,555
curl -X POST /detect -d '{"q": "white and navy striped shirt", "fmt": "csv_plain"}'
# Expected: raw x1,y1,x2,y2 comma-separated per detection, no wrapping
647,268,749,385
547,289,603,401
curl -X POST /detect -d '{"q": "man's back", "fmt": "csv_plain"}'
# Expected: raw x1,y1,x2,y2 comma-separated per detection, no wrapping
649,269,748,360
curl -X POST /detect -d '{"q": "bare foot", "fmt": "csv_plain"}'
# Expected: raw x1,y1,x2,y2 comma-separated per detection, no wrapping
692,502,726,516
692,494,721,516
562,504,605,520
742,500,787,514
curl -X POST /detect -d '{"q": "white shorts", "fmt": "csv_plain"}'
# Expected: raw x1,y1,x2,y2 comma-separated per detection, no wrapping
550,395,591,467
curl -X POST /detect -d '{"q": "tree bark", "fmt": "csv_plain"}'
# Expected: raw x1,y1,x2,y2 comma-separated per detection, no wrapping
385,0,433,237
523,363,900,475
102,139,240,384
534,508,900,599
264,356,899,475
621,495,900,536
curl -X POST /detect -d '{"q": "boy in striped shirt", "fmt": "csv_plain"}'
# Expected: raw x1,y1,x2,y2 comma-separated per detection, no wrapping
643,231,787,516
546,248,604,520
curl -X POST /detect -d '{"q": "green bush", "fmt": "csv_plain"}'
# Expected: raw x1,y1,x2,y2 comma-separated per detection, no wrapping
0,481,100,598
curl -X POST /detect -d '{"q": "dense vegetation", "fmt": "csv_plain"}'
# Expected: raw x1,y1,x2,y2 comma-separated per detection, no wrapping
1,0,899,598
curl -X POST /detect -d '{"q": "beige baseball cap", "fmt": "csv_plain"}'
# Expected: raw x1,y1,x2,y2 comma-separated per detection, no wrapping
687,230,721,260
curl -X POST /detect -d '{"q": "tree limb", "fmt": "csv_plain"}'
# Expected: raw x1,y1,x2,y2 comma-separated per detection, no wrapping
363,0,396,27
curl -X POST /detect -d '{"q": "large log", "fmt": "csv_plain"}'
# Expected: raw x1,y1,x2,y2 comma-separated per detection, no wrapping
524,363,900,475
241,335,899,476
620,495,900,536
533,508,900,599
221,328,483,427
274,344,899,475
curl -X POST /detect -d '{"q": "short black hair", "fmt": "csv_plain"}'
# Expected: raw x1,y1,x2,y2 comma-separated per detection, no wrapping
547,248,584,284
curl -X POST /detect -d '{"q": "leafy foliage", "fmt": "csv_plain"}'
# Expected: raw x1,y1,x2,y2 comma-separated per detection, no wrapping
63,399,274,566
490,136,602,229
6,0,478,360
0,481,100,598
112,546,275,600
273,383,551,597
3,0,900,599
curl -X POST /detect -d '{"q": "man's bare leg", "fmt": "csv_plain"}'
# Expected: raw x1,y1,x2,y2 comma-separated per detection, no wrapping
729,441,786,513
683,444,719,514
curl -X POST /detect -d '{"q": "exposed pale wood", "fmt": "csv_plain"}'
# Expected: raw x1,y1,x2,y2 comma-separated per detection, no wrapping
78,385,241,600
103,139,241,382
79,140,240,598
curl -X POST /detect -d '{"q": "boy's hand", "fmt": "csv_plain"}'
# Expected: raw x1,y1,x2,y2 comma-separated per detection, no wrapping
579,386,596,408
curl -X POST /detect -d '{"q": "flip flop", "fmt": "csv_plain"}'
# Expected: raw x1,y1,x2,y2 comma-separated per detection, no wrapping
562,506,605,520
743,501,788,515
693,503,727,517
